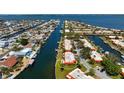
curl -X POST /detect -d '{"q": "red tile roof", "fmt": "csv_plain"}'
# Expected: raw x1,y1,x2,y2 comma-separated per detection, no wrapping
0,56,17,67
24,43,32,48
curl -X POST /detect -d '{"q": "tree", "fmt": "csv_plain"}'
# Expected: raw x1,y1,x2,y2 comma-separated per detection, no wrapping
0,67,10,75
106,53,119,63
80,47,90,59
76,62,82,69
77,41,84,49
60,63,64,72
102,59,121,76
60,67,64,72
12,45,22,51
20,38,29,46
88,68,95,76
74,33,80,41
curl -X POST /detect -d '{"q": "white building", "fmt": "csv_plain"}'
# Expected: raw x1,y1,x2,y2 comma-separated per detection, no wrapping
65,29,70,32
66,68,94,79
90,51,103,62
9,48,32,57
0,41,9,48
112,39,124,48
80,39,96,50
64,39,72,51
63,52,76,64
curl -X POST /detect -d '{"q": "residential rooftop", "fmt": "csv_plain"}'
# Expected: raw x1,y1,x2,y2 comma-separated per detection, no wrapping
66,68,94,79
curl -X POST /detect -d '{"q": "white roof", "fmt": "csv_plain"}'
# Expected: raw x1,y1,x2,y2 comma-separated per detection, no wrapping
0,40,8,44
65,29,70,32
64,39,72,51
66,68,94,79
20,48,32,53
80,39,95,49
108,36,116,39
9,48,32,56
63,52,76,64
112,39,124,47
9,51,15,56
121,68,124,73
90,51,103,61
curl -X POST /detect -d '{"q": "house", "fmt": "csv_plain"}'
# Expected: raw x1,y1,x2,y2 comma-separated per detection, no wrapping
102,30,113,34
0,56,17,68
95,30,102,34
65,29,70,32
111,39,124,48
121,68,124,76
9,48,32,57
108,36,116,39
64,39,72,51
0,40,9,48
24,43,32,48
80,39,96,50
63,51,76,64
90,51,103,62
66,68,94,79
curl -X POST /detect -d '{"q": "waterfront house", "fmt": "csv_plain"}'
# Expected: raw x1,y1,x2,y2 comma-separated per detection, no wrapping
102,30,113,34
111,39,124,48
9,48,32,57
108,36,123,39
90,51,103,62
66,68,94,79
80,39,96,50
65,29,70,32
121,68,124,76
63,51,76,64
24,43,32,48
108,36,116,39
64,39,72,51
0,40,9,48
0,56,17,68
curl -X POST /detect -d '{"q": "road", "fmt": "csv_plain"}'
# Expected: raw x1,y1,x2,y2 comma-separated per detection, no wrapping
74,41,111,79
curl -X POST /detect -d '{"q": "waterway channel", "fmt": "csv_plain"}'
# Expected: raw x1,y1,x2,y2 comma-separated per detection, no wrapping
1,15,123,79
88,36,122,62
16,21,62,79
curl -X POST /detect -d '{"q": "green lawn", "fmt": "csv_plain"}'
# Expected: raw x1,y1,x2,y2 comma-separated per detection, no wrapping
55,59,86,79
55,35,88,79
55,42,87,79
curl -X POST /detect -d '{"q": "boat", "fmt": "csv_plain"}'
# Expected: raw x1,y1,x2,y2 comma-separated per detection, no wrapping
29,59,35,65
32,53,37,59
55,49,58,52
121,55,124,62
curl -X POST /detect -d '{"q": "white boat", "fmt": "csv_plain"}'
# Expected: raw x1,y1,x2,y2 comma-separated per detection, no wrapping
55,49,58,52
121,55,124,62
29,59,35,65
121,55,124,58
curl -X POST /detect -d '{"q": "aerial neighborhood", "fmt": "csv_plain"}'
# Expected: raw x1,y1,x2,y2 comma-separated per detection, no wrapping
56,20,124,79
0,19,59,79
0,16,124,79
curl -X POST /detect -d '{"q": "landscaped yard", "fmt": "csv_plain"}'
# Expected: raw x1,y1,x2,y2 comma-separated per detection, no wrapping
55,38,86,79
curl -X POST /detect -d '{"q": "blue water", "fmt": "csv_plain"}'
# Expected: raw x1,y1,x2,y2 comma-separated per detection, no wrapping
1,15,124,30
88,36,122,60
16,19,62,79
0,15,124,79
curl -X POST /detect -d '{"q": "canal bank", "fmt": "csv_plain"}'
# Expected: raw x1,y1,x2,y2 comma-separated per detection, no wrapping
0,15,124,79
88,36,122,62
15,22,62,79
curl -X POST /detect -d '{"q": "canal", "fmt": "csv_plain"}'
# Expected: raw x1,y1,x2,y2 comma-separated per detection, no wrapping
16,21,62,79
1,15,124,79
0,22,44,39
88,36,122,62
